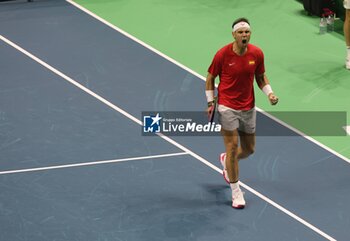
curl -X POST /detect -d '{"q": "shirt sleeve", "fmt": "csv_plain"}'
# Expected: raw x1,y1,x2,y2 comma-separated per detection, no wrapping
208,49,224,77
255,48,265,75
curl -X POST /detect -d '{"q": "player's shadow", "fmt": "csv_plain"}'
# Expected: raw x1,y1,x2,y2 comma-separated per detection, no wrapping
201,183,231,207
157,183,231,208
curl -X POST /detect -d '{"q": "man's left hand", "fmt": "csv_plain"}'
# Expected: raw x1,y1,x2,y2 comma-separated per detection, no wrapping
268,93,279,105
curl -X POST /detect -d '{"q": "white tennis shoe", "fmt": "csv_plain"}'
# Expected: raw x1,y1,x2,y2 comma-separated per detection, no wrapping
219,153,230,184
232,188,246,209
346,58,350,70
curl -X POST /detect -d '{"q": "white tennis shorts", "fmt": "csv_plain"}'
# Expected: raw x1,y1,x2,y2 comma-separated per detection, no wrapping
218,104,256,133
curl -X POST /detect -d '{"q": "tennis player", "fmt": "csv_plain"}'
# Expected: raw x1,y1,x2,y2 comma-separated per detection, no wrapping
205,17,279,209
344,0,350,69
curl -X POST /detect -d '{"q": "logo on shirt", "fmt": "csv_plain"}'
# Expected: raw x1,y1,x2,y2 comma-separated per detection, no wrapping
248,60,255,65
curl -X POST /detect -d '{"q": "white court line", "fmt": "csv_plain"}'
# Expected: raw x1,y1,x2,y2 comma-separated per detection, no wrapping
66,0,350,165
0,34,336,241
0,152,188,175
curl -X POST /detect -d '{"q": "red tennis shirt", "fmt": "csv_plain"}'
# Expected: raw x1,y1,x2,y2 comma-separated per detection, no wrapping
208,43,265,110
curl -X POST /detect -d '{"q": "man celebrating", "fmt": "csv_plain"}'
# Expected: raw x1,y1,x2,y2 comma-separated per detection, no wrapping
205,17,279,209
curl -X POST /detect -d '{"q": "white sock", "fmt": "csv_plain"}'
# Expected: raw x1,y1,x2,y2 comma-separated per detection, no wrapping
230,181,240,192
347,47,350,59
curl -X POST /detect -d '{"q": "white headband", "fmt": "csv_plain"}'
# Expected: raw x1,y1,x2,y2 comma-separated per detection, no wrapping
232,22,251,32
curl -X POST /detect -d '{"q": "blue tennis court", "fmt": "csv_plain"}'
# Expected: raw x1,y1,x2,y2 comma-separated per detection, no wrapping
1,1,350,240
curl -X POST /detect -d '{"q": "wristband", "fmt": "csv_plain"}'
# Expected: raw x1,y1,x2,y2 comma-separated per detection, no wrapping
262,84,273,96
205,90,214,102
